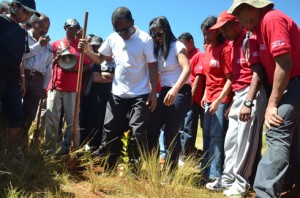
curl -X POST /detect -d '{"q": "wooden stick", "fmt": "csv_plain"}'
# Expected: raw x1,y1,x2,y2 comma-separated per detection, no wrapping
71,12,88,152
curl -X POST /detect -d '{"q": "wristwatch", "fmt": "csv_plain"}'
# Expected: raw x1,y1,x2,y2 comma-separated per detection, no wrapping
244,100,254,107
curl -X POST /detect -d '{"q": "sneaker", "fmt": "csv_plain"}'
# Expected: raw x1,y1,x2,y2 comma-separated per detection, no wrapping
223,185,245,198
178,156,185,168
206,177,232,191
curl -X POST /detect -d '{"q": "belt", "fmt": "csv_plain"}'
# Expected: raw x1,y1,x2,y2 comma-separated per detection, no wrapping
25,69,44,78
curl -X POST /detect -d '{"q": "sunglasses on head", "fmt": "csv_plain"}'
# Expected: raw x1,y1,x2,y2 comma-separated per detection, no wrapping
151,31,164,39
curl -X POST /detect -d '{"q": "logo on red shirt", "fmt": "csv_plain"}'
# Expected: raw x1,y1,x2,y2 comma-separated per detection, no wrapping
237,58,246,64
271,40,285,49
253,51,259,57
210,59,220,68
260,44,266,51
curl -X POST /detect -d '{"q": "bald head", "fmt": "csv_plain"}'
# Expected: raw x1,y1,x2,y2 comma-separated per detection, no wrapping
30,13,49,24
111,7,133,25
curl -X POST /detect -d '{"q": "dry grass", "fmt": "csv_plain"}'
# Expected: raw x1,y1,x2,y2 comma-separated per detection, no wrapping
0,121,266,197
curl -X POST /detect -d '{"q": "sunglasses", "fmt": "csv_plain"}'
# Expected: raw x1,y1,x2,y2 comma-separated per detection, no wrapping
113,25,133,34
151,31,164,39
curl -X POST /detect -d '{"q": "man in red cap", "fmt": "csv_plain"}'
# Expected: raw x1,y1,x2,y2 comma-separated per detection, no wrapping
205,11,267,197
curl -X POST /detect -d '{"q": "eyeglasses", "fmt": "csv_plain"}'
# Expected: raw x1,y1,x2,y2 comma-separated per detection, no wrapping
113,25,133,34
151,31,164,39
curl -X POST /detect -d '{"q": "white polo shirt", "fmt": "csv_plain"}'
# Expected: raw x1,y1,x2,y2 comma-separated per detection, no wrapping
99,27,156,98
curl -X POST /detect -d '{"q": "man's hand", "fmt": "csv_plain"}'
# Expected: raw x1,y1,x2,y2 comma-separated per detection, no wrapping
78,39,89,53
239,105,252,122
147,91,157,112
200,96,206,109
265,105,284,129
38,36,50,47
208,99,221,114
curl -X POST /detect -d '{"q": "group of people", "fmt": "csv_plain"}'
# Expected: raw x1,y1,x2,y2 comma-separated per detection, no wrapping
1,0,300,197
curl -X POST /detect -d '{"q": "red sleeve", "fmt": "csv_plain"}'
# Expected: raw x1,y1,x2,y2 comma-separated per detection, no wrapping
193,53,205,75
264,19,291,57
248,36,260,66
220,45,232,74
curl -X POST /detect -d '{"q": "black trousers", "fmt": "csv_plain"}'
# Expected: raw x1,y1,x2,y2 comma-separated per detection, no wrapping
101,93,151,167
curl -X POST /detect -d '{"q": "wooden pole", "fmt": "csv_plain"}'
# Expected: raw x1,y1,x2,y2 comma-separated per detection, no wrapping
71,12,88,152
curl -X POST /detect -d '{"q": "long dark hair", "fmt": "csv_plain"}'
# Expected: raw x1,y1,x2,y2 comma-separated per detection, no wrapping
201,16,225,45
149,16,177,60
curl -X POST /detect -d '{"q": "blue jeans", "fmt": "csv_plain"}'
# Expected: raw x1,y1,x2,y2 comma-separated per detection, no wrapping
254,78,300,198
159,129,167,159
202,102,229,180
148,85,192,164
180,102,204,156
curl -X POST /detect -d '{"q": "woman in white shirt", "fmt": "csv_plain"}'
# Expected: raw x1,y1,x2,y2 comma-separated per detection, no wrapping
147,16,191,168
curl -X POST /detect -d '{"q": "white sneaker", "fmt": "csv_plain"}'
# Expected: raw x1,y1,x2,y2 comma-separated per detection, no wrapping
206,177,232,191
178,156,185,168
223,185,245,197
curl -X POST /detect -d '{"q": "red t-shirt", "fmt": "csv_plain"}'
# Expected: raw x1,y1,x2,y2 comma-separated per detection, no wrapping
189,48,205,105
255,9,300,85
230,30,260,91
50,38,91,92
203,42,232,103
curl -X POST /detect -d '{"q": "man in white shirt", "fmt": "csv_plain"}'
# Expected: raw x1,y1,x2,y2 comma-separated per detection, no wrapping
79,7,158,168
21,13,52,148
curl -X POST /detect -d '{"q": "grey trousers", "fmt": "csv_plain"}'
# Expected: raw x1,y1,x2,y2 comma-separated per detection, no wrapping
221,85,267,193
254,78,300,198
45,89,79,151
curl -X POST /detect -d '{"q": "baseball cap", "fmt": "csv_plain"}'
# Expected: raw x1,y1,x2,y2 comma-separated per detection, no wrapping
90,36,103,46
228,0,274,14
64,19,80,29
12,0,40,17
209,11,238,31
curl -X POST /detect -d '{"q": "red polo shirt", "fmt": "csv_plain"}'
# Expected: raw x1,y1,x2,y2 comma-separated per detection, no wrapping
255,9,300,85
203,42,232,103
230,30,260,91
50,38,91,92
189,48,205,105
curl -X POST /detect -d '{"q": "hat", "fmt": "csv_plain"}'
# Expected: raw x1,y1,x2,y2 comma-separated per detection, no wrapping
228,0,274,14
209,11,238,31
12,0,40,17
90,36,103,46
64,19,80,29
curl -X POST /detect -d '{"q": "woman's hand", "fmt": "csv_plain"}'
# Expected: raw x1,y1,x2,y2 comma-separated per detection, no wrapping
163,87,179,106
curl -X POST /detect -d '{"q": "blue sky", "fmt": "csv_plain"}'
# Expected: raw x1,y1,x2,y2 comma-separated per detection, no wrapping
32,0,300,51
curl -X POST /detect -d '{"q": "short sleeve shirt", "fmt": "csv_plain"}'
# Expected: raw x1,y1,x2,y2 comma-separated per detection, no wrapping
158,41,190,87
203,42,232,103
50,38,91,92
231,30,260,91
189,48,205,105
255,9,300,85
99,27,156,98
